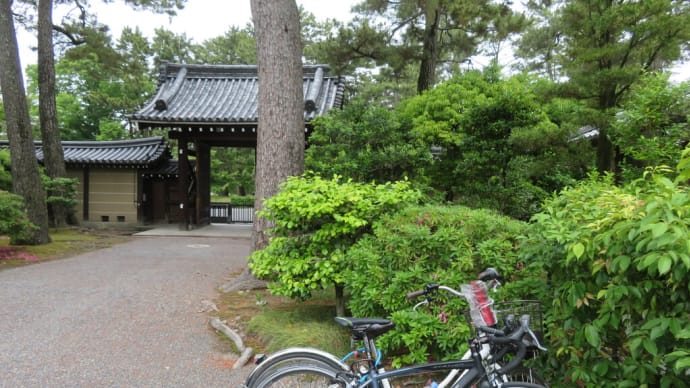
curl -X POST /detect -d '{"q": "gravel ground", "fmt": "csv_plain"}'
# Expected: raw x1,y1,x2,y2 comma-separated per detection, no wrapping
0,235,253,387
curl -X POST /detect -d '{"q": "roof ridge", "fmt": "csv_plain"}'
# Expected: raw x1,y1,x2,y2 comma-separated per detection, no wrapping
59,136,165,148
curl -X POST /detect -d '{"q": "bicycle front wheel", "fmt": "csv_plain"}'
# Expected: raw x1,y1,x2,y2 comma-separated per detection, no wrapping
502,366,548,387
249,362,350,388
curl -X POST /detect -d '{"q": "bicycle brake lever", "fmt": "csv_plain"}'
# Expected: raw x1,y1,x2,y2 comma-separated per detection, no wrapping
412,299,429,311
490,279,500,292
518,314,547,351
526,327,548,351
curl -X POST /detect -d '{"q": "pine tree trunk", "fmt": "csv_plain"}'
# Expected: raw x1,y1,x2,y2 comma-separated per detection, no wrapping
38,0,69,227
250,0,304,252
417,1,440,93
0,0,51,244
221,0,303,293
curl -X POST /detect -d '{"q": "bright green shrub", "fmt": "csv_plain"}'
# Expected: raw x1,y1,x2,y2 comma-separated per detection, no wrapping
249,174,422,307
344,205,543,366
42,175,78,209
0,190,38,244
0,149,11,191
525,151,690,386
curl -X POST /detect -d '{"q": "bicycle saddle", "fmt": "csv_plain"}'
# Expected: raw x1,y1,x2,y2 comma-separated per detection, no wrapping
334,317,396,340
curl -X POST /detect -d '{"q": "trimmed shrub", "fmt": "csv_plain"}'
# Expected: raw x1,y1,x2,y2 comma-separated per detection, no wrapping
343,205,543,366
249,174,422,308
0,190,38,244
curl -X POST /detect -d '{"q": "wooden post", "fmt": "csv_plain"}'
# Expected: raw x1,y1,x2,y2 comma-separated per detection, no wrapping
196,141,211,225
178,138,190,230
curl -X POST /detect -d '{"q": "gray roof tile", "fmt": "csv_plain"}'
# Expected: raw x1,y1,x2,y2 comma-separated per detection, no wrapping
129,63,344,128
0,136,170,167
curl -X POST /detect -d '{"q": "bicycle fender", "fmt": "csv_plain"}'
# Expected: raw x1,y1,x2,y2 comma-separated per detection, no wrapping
243,347,349,386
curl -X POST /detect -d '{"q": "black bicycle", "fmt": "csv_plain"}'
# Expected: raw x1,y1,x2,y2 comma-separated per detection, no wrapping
243,268,548,388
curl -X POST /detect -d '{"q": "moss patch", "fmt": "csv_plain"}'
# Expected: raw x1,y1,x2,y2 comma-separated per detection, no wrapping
0,227,131,270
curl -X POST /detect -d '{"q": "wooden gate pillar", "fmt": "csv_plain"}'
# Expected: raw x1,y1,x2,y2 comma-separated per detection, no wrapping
195,141,211,225
178,138,191,230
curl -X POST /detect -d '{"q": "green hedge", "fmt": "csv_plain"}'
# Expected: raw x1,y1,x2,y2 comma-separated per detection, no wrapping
523,149,690,386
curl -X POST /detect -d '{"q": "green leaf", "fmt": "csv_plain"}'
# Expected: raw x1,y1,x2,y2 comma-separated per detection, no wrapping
649,322,668,340
614,255,631,272
658,256,673,275
643,338,658,356
572,242,585,259
651,222,669,238
676,329,690,339
585,324,601,348
675,357,690,373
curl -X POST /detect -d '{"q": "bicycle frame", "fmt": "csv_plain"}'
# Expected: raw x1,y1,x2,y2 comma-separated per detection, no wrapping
358,359,482,388
352,335,500,388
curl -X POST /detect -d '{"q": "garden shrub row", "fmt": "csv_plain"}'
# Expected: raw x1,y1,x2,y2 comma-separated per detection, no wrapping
251,147,690,385
524,152,690,386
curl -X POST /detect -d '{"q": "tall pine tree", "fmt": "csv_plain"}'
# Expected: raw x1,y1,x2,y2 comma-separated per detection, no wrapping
518,0,690,173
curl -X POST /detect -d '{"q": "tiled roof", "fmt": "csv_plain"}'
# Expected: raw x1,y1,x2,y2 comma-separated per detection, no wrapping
0,136,170,167
129,63,345,128
141,159,181,179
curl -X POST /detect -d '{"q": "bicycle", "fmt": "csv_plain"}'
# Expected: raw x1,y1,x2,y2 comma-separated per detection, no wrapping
242,268,548,388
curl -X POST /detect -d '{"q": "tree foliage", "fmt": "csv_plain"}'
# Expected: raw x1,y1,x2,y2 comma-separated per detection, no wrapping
397,70,583,219
306,101,431,185
320,0,526,93
211,148,255,197
518,0,690,173
611,73,690,181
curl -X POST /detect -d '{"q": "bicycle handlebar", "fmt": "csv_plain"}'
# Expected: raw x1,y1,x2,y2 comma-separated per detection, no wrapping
481,315,529,374
406,282,439,300
405,289,426,299
406,268,502,300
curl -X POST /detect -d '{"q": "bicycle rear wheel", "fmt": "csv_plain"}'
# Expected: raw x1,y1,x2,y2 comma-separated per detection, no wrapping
243,348,350,387
249,363,350,388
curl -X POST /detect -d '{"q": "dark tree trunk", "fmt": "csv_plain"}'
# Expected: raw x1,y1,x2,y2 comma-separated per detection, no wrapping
250,0,304,252
0,0,51,244
222,0,303,292
596,87,618,174
335,284,345,317
417,2,440,93
38,0,69,227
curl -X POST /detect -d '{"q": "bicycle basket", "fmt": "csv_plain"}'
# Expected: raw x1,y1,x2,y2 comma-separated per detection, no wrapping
494,300,544,345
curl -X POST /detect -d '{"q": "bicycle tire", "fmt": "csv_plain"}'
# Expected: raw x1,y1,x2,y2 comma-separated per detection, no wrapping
249,362,351,388
243,348,350,388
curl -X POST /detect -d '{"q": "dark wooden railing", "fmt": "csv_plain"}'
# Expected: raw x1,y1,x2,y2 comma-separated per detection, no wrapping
210,203,254,223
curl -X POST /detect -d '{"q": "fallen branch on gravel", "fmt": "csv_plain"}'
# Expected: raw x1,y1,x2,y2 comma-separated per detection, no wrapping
209,317,254,369
235,347,254,370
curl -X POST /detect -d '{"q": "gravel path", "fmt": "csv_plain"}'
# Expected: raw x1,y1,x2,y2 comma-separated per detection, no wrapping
0,236,253,387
